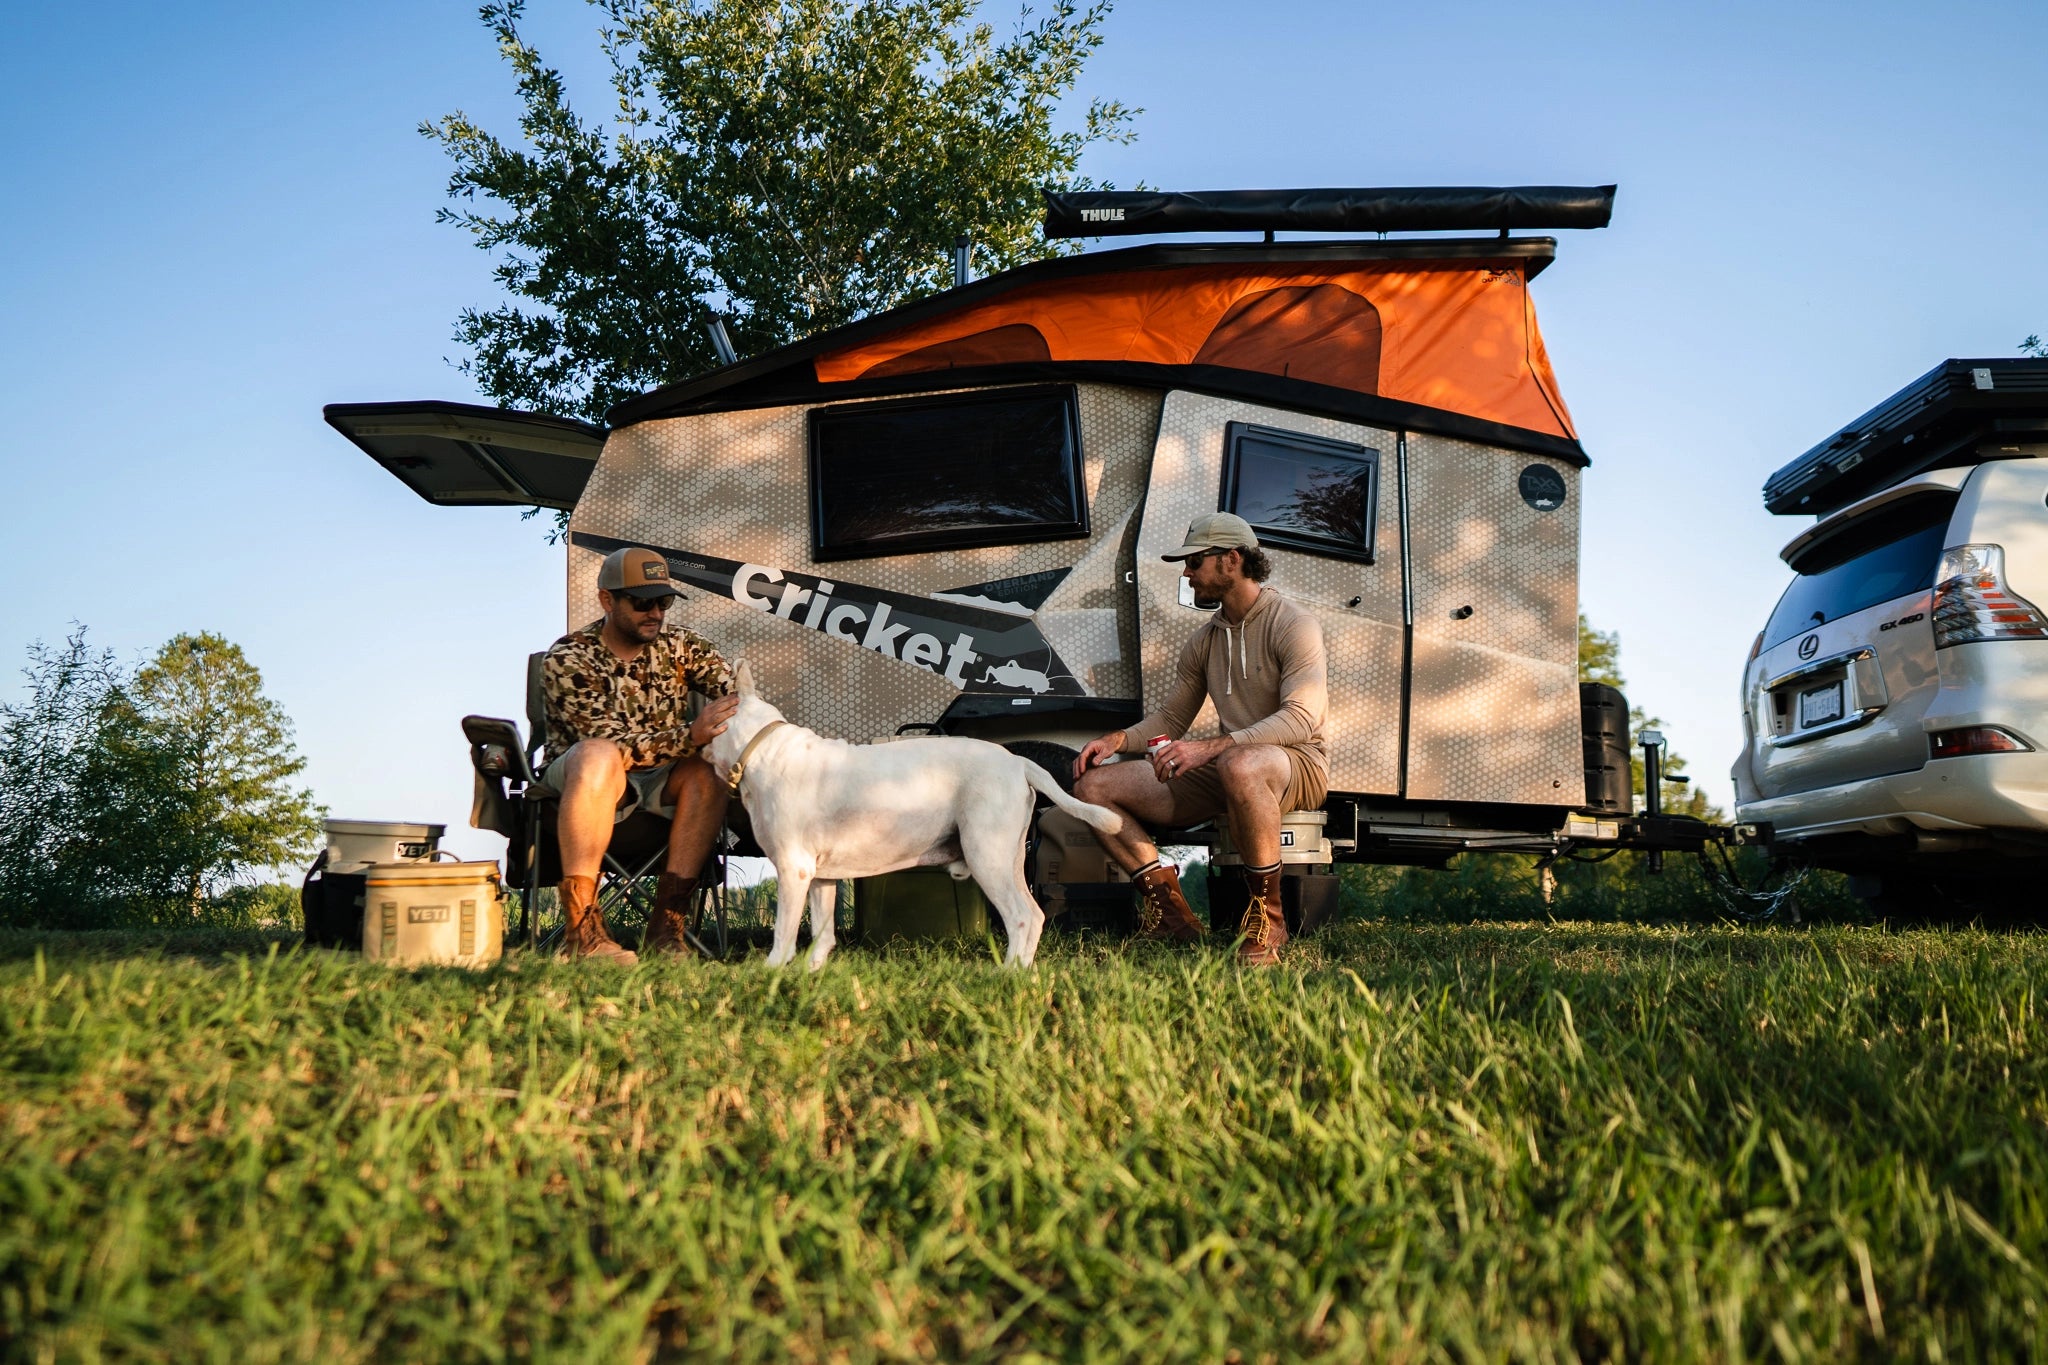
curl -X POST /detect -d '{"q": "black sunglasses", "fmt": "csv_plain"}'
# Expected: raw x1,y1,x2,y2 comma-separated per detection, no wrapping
618,593,674,612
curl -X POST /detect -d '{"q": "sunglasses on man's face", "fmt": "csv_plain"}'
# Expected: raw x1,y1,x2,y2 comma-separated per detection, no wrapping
619,593,673,613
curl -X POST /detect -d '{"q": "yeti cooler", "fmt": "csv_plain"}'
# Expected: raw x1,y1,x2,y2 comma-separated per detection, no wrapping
304,820,448,950
325,819,446,871
361,861,506,968
853,868,990,946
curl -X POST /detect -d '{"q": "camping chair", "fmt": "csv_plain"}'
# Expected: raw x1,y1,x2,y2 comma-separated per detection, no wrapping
462,652,735,957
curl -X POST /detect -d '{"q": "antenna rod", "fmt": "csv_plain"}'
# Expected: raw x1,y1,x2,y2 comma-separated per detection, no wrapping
953,235,973,287
707,316,738,367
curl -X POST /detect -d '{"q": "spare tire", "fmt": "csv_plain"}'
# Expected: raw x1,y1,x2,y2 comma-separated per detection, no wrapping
1004,741,1081,798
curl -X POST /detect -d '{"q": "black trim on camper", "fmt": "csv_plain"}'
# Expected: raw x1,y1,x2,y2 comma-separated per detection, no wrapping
1219,421,1381,563
627,358,1588,467
807,386,1090,562
1763,359,2048,517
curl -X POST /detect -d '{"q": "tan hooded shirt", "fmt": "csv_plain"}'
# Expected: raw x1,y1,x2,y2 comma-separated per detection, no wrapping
1122,587,1329,777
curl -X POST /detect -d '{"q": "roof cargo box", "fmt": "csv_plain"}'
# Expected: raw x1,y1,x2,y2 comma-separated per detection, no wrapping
1763,359,2048,517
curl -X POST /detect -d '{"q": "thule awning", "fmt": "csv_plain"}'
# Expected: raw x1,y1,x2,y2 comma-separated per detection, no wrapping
324,401,603,510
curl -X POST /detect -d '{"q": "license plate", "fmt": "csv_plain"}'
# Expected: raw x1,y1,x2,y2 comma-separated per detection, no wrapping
1798,681,1844,728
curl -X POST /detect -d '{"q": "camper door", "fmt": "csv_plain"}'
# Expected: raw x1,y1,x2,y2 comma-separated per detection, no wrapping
1136,392,1406,797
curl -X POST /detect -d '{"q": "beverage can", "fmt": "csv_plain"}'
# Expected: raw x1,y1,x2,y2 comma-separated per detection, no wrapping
1147,735,1170,755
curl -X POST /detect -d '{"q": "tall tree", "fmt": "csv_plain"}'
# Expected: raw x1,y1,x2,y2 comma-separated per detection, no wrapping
427,0,1136,425
2022,334,2046,357
126,634,323,911
0,629,127,925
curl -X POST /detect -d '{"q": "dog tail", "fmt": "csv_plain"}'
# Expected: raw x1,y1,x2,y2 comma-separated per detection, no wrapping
1022,762,1123,835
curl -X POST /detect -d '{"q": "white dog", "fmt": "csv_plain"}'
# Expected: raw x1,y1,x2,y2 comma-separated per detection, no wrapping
704,662,1122,969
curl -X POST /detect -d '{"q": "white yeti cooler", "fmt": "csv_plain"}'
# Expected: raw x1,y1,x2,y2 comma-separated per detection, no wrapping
360,860,506,968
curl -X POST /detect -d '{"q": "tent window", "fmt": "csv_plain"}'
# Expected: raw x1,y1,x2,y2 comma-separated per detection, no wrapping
1193,285,1382,394
809,386,1089,561
1219,422,1379,563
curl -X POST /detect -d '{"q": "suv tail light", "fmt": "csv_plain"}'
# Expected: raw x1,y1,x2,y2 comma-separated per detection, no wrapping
1931,544,2048,648
1929,725,2033,758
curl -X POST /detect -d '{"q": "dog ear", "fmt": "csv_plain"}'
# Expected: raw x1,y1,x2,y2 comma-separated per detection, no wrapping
733,659,757,697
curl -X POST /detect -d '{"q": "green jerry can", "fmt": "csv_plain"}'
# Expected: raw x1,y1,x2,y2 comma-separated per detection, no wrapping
853,867,991,946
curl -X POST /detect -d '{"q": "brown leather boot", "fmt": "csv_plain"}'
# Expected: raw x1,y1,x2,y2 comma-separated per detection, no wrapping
1132,862,1206,943
559,874,637,965
1235,863,1288,966
640,873,699,957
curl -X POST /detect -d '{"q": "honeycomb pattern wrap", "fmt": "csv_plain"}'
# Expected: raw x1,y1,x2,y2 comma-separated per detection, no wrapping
569,385,1161,744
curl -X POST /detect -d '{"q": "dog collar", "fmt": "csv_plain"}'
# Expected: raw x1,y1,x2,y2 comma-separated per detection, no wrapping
724,720,788,797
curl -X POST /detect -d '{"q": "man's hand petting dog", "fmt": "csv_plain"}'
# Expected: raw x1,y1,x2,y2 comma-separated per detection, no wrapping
689,693,741,749
1071,730,1129,780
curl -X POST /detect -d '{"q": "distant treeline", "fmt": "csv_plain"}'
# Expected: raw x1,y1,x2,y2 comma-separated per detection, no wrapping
0,628,319,929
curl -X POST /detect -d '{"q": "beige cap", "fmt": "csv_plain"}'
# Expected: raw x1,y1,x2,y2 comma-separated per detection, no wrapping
598,547,685,600
1162,511,1260,561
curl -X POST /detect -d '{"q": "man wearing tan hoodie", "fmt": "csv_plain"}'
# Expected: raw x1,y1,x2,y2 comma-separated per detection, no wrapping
1071,513,1328,965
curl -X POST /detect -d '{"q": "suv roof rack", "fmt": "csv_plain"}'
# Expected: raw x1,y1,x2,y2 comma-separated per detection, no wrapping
1763,358,2048,517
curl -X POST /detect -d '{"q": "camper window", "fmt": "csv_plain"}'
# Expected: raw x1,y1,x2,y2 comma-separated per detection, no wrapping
1220,422,1379,562
808,386,1089,561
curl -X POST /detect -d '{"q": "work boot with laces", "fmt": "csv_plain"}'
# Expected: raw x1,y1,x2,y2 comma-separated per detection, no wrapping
640,872,699,958
559,874,638,965
1132,862,1206,943
1234,863,1288,966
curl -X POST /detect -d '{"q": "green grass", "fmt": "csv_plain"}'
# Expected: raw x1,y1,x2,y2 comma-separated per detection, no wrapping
2,922,2044,1362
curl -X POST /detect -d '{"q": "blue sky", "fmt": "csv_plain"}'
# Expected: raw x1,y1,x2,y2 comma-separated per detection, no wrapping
3,0,2045,860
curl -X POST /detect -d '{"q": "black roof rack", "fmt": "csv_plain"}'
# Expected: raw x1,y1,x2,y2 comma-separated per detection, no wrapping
1763,360,2048,517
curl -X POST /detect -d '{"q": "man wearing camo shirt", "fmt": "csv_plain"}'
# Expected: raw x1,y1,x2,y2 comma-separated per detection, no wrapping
540,546,739,964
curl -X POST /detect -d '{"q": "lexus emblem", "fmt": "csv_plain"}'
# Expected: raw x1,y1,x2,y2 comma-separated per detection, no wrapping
1797,634,1819,660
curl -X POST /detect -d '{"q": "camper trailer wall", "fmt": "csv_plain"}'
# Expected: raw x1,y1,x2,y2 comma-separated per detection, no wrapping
568,377,1582,809
1401,432,1580,805
567,384,1163,748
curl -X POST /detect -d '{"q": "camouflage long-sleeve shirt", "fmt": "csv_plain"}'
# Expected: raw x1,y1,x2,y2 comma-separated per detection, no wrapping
540,619,733,769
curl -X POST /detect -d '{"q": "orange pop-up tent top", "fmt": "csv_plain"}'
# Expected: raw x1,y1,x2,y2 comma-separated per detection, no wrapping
609,237,1583,456
813,256,1576,441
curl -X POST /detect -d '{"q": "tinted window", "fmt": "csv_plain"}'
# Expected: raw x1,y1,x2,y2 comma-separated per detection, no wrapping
1762,497,1955,648
1220,422,1379,562
809,387,1088,561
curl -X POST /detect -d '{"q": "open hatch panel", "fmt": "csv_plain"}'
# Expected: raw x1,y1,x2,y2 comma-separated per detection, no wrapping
324,401,603,510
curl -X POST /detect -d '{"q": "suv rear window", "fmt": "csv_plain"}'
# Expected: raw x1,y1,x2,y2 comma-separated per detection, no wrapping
1762,496,1956,648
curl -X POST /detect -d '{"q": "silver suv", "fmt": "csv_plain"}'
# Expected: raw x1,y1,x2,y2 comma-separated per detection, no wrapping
1733,359,2048,909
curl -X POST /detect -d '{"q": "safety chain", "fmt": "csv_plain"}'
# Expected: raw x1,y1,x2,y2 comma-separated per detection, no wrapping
1695,845,1812,924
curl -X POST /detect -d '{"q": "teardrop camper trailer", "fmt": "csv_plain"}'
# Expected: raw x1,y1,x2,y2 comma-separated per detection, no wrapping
329,185,1738,901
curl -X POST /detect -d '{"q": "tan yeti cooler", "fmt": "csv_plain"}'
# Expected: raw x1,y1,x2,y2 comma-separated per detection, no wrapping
361,861,506,968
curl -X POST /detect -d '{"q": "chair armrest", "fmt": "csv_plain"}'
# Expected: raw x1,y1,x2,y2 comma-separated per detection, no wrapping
462,715,535,785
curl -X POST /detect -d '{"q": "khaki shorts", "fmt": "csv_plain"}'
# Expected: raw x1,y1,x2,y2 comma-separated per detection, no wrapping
1164,744,1327,826
540,755,677,825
